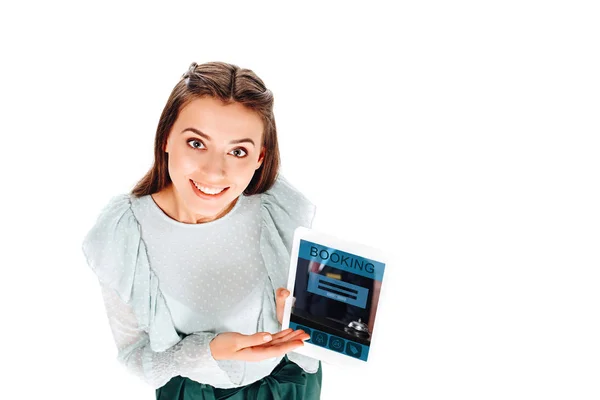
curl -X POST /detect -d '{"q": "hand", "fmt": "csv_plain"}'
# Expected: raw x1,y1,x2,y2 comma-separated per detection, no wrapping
275,287,291,325
209,328,309,362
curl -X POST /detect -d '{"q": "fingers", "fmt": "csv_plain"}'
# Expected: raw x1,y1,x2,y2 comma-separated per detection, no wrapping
237,332,274,349
215,329,309,362
267,339,305,355
269,329,309,345
270,328,309,342
237,329,307,347
270,328,294,340
236,328,297,349
239,338,305,361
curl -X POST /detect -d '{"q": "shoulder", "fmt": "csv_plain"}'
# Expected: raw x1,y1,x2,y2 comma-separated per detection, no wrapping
257,175,316,293
94,193,136,220
259,174,316,229
81,192,182,349
83,193,141,245
81,193,142,295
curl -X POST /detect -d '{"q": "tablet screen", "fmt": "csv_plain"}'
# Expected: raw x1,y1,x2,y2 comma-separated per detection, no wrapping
288,238,386,362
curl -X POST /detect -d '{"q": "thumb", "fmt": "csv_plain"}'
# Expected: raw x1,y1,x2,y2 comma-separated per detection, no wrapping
276,288,290,323
239,332,273,348
276,288,290,300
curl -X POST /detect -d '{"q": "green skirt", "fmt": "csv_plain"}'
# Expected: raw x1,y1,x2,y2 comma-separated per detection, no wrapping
156,356,322,400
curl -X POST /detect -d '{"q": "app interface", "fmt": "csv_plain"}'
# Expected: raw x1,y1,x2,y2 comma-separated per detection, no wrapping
289,240,385,361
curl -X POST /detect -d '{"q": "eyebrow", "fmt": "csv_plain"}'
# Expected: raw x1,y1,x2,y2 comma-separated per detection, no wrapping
181,127,255,146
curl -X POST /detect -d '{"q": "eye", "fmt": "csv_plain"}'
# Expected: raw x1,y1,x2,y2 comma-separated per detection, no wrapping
229,148,248,158
187,139,205,150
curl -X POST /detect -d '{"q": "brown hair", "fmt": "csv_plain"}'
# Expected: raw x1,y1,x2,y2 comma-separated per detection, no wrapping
131,61,280,197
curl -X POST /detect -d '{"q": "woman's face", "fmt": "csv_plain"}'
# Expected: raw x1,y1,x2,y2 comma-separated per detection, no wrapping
163,96,265,223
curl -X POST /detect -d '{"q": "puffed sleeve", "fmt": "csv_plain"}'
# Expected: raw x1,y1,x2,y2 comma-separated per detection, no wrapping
259,175,321,373
82,194,243,389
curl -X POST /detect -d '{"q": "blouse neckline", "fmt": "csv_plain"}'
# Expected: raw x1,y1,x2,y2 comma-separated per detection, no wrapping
143,192,247,228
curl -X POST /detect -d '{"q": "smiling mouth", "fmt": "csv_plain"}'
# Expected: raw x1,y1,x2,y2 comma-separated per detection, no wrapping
190,179,229,196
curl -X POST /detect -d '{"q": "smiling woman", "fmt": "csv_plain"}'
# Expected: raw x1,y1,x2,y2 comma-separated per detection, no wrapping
152,96,266,224
132,62,280,224
81,61,323,399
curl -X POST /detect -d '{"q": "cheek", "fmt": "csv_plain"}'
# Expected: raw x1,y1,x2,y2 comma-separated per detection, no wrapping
230,159,259,178
169,148,198,178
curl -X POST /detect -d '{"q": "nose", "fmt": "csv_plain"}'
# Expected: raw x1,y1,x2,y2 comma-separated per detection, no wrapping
200,151,226,180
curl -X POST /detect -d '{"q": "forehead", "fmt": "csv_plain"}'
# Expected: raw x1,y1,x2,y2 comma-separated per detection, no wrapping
175,96,264,140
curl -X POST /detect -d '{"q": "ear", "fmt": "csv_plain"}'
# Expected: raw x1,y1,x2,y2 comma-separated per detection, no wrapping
256,147,266,170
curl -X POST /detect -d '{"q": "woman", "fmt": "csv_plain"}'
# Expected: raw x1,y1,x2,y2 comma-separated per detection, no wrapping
82,61,322,399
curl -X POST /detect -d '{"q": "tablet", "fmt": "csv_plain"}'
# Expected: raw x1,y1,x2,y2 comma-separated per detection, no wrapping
282,226,387,367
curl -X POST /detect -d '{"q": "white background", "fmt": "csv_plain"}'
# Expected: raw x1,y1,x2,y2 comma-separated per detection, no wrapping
1,1,599,399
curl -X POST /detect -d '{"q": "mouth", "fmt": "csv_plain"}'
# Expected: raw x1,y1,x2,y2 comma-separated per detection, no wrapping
190,179,230,198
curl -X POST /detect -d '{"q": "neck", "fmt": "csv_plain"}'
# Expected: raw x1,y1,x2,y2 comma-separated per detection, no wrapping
152,184,238,224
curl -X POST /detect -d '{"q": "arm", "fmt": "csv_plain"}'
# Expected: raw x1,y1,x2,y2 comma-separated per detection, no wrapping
98,284,242,389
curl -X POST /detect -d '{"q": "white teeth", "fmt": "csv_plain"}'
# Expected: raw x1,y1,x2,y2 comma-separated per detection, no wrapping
192,180,225,195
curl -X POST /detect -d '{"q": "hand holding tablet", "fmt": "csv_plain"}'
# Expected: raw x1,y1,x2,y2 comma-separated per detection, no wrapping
282,227,387,367
210,328,310,362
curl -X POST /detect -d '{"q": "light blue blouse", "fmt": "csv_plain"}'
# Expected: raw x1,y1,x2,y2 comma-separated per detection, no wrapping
82,175,319,389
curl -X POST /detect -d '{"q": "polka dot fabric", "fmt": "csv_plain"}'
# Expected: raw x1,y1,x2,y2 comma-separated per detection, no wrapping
82,175,320,389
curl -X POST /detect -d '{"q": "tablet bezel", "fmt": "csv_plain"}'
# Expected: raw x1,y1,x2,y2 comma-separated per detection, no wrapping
282,226,387,367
